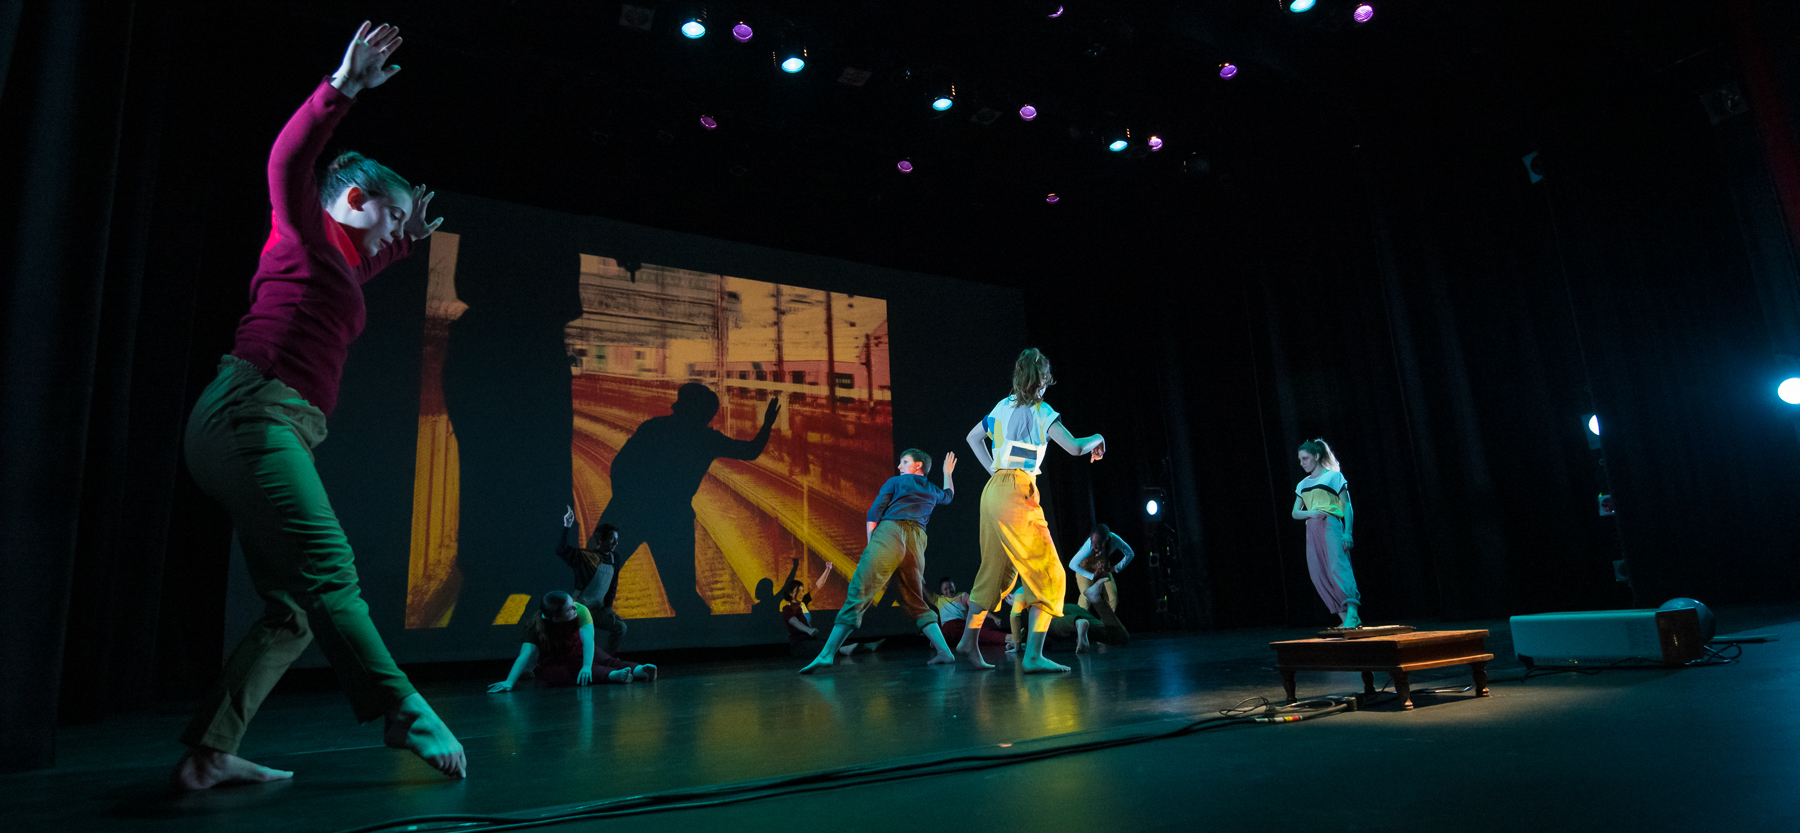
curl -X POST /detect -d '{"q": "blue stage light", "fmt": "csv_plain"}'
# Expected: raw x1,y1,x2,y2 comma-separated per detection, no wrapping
1587,414,1600,436
1108,139,1128,151
1290,0,1317,12
932,96,954,111
781,56,805,73
681,20,706,39
1780,378,1800,404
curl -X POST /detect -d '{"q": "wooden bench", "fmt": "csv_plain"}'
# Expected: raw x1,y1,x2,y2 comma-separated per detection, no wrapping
1269,629,1493,710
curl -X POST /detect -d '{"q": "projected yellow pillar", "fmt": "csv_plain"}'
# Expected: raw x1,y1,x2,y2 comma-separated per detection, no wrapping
407,232,471,628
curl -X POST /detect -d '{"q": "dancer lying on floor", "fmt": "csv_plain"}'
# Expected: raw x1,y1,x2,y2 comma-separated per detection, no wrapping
172,21,463,790
799,449,960,673
488,592,656,691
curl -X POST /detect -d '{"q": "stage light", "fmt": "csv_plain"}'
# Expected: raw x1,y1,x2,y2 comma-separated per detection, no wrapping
1146,499,1160,516
1046,193,1059,203
1020,104,1039,121
1289,0,1316,11
699,115,717,130
897,160,914,173
932,96,954,111
1219,63,1238,79
1143,486,1166,519
781,56,805,73
1586,414,1600,436
732,22,753,42
1147,135,1164,151
681,20,706,38
1049,6,1065,18
1780,377,1800,404
1353,4,1375,23
1108,139,1127,151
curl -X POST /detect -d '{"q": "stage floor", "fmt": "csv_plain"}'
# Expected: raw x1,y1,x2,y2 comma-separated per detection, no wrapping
9,606,1800,833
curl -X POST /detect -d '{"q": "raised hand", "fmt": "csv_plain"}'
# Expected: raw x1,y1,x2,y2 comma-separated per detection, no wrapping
942,451,957,474
563,505,576,528
405,184,443,240
331,21,404,98
763,395,783,427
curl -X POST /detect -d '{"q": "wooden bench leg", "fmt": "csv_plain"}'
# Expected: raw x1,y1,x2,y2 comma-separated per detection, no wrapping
1280,669,1297,704
1472,660,1490,697
1393,670,1412,710
1361,670,1376,697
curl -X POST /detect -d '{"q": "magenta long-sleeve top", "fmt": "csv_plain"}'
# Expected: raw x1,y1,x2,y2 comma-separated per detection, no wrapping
230,79,413,416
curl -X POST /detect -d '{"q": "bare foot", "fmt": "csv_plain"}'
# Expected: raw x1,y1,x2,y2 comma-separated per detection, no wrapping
957,643,995,669
1022,654,1072,674
633,664,658,682
798,654,835,675
607,668,634,684
866,639,886,652
837,643,858,656
171,747,293,791
1075,638,1089,654
383,694,467,779
926,650,956,665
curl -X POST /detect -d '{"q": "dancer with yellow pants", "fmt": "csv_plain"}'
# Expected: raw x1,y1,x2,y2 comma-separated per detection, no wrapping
959,349,1107,673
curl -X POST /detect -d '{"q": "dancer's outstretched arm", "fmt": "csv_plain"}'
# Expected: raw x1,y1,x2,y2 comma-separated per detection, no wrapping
723,397,783,460
941,451,957,495
1049,421,1105,460
489,643,538,692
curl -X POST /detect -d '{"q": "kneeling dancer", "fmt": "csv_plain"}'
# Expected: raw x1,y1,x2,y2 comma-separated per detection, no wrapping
800,449,959,673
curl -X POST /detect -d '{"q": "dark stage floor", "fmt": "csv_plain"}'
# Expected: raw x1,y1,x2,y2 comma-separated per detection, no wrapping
10,606,1800,833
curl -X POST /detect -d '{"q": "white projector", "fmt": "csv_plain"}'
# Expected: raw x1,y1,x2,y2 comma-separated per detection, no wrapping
1510,607,1705,667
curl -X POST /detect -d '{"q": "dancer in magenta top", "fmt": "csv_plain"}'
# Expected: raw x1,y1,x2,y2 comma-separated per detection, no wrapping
172,22,464,790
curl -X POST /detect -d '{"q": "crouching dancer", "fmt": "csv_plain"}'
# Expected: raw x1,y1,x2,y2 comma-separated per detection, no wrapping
799,450,959,673
488,592,656,691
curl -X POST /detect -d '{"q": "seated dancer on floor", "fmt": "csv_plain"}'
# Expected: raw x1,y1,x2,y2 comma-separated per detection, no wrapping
171,22,464,790
1291,438,1362,629
556,506,627,652
961,348,1106,673
800,449,961,673
488,592,655,691
783,563,857,658
1069,523,1134,611
938,583,1008,647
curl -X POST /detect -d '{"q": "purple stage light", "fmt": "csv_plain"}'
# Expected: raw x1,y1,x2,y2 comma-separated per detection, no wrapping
1148,135,1164,151
897,160,914,173
1219,63,1238,80
1049,6,1065,18
732,22,753,42
699,115,717,130
1020,105,1039,121
1353,4,1374,22
1046,193,1060,204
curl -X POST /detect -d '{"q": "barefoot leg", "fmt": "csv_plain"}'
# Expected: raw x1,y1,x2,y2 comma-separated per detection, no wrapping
800,624,855,674
1020,606,1070,674
171,746,295,791
957,609,996,669
383,693,467,778
922,622,956,665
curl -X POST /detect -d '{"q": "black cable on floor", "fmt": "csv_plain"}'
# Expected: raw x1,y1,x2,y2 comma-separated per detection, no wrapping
330,698,1354,833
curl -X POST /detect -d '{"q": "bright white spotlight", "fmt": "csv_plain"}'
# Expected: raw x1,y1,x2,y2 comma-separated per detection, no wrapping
1587,414,1600,436
932,96,954,111
1108,139,1127,151
1146,499,1160,516
1780,378,1800,404
781,56,805,73
681,20,706,38
1289,0,1317,11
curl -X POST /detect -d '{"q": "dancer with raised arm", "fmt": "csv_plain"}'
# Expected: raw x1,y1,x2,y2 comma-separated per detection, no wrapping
172,22,464,789
1292,438,1362,628
800,449,960,673
960,349,1106,673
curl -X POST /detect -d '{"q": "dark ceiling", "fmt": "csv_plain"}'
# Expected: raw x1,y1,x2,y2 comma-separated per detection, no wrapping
244,0,1742,288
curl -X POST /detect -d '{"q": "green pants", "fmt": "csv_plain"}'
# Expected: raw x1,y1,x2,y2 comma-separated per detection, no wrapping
180,356,416,753
835,520,937,630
